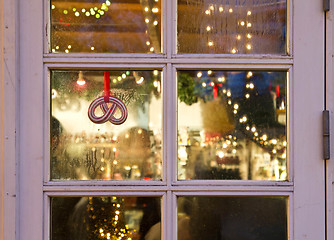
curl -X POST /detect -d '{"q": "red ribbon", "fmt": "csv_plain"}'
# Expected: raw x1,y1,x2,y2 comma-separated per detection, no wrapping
104,71,110,103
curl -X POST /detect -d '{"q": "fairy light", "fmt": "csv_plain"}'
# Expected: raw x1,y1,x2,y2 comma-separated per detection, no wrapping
206,26,211,31
136,77,144,84
227,91,231,97
146,41,151,46
208,70,212,75
247,11,252,16
247,34,252,39
153,20,158,25
91,46,95,50
247,22,252,27
205,10,211,15
197,72,202,78
219,6,224,12
150,47,155,52
144,7,149,12
247,71,253,78
245,93,250,98
65,49,69,53
246,44,252,50
240,21,245,26
231,48,237,54
209,5,214,11
218,77,225,82
152,7,159,13
229,8,233,13
237,35,241,40
249,83,254,89
202,82,207,87
145,18,149,23
51,4,55,9
208,41,214,47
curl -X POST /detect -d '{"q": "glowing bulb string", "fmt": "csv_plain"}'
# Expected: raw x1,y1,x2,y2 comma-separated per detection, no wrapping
88,71,128,125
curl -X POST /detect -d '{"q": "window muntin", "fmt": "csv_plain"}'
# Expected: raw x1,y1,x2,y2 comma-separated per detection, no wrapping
177,0,287,54
50,70,163,181
177,70,287,181
50,0,162,53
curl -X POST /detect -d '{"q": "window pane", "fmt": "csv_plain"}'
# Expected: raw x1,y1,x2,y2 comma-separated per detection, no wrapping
177,0,287,54
177,70,287,180
51,70,162,181
51,196,161,240
177,196,287,240
50,0,162,53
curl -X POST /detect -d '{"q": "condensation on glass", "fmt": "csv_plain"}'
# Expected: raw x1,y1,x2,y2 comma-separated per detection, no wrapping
50,0,162,53
51,196,161,240
177,196,287,240
177,0,287,54
177,70,287,180
50,70,162,181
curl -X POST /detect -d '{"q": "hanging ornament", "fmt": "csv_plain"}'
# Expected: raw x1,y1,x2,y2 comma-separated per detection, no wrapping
88,71,128,125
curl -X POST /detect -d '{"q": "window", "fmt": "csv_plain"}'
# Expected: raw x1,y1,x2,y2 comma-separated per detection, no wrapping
17,0,327,239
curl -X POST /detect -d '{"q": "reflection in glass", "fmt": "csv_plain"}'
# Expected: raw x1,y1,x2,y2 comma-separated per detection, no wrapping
177,196,287,240
177,70,287,180
51,196,161,240
177,0,287,54
51,70,162,181
50,0,162,53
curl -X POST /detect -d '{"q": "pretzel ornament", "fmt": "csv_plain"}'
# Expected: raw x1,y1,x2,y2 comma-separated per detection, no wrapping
88,71,128,125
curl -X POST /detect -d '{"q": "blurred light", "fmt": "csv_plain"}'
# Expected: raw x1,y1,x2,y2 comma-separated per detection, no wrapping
136,77,144,84
197,72,202,78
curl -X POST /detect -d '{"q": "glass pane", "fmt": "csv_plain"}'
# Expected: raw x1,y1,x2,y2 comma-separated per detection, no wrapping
177,70,287,180
50,0,162,53
51,70,162,181
177,196,287,240
51,196,161,240
177,0,287,54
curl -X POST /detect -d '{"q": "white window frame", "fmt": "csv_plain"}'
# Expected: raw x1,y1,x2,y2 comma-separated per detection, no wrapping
6,0,326,239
